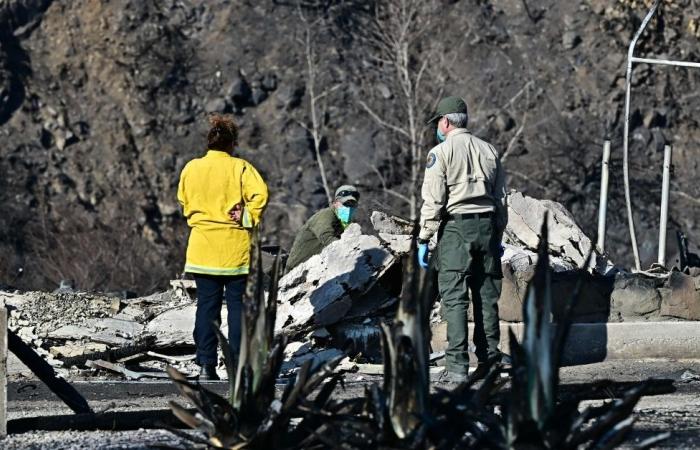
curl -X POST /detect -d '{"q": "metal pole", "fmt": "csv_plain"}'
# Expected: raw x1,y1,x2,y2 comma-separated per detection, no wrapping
0,306,6,438
632,57,700,69
622,0,661,271
597,140,611,253
658,145,672,267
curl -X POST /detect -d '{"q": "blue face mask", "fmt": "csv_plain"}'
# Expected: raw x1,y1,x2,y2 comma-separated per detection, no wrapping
436,127,446,143
336,205,356,224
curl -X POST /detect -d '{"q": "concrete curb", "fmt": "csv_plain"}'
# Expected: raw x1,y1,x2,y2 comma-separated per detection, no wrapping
431,321,700,365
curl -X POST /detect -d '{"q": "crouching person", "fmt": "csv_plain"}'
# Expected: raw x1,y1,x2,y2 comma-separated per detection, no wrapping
177,114,269,380
285,185,360,272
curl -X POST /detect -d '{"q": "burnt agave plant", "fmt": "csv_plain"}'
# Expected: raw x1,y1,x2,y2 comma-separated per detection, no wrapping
167,231,343,449
293,241,441,449
504,213,663,449
306,214,664,450
381,237,432,440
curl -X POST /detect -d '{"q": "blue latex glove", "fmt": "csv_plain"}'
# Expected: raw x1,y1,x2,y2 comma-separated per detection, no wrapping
418,243,430,270
498,243,505,257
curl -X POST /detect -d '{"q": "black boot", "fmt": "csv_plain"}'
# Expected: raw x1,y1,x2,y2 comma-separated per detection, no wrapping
198,364,220,381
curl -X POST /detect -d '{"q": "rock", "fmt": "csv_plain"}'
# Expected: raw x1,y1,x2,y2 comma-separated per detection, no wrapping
275,224,396,333
251,87,267,105
204,97,227,113
276,83,305,110
562,31,581,50
227,76,252,105
376,83,392,99
643,109,667,129
261,72,277,91
494,112,515,132
660,272,700,320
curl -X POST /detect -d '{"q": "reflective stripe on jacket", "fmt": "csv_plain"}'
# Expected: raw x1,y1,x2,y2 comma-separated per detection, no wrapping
177,150,269,276
418,129,507,241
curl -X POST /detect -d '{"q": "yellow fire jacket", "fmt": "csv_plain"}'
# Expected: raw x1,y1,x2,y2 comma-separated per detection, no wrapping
177,150,269,276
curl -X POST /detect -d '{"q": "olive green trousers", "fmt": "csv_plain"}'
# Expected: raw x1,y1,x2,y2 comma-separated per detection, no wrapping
436,214,502,374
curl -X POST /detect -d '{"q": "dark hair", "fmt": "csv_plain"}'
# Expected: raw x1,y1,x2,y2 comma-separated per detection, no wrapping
207,114,239,151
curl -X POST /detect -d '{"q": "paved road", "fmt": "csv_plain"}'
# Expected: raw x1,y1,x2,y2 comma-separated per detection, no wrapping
2,359,699,449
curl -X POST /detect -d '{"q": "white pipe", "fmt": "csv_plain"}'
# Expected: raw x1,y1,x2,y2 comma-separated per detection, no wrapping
597,140,611,253
632,57,700,69
658,145,672,267
623,0,661,271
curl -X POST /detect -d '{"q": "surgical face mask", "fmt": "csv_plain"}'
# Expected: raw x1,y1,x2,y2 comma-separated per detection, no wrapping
336,205,356,224
436,127,446,143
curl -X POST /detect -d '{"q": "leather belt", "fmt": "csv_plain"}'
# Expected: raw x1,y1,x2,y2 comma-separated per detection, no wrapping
447,212,493,220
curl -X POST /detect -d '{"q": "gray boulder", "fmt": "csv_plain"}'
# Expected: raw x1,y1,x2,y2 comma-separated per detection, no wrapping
276,224,396,333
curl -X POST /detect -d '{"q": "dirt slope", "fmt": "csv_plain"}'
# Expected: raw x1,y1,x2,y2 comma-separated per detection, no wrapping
1,0,698,292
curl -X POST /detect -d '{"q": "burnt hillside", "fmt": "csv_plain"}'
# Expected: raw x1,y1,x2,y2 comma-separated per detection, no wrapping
1,0,698,293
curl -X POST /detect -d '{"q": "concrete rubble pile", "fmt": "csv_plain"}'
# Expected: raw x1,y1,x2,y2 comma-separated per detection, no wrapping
1,289,202,380
503,191,612,273
4,191,697,380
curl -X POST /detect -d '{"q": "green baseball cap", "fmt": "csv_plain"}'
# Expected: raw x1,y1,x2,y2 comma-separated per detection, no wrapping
334,184,360,205
426,96,468,124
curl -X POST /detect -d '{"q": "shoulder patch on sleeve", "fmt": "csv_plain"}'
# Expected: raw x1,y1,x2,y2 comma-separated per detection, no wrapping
426,152,437,169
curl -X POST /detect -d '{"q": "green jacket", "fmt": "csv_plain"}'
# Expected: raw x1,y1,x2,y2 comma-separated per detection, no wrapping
286,207,343,271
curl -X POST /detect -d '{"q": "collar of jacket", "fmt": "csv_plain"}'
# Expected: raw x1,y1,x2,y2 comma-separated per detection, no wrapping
205,149,231,158
446,128,470,138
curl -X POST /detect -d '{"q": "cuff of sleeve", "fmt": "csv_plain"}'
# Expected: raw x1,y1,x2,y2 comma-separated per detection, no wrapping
418,229,434,242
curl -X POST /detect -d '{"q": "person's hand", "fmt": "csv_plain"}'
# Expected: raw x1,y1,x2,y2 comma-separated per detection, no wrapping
228,203,242,223
417,243,430,270
498,243,505,257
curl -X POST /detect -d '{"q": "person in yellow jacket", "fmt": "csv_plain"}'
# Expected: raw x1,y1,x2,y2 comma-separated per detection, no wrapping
177,114,268,380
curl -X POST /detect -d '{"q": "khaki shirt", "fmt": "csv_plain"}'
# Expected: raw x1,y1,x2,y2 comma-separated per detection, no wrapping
418,129,507,241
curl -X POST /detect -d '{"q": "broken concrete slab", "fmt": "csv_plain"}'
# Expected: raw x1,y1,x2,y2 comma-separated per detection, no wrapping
370,211,414,235
660,272,700,320
144,305,195,346
86,359,172,381
610,276,661,319
86,318,143,338
144,304,228,347
355,363,445,377
280,342,344,373
430,320,700,364
89,332,130,347
276,224,396,333
378,233,412,255
46,325,94,340
504,191,611,271
113,305,150,322
49,342,108,359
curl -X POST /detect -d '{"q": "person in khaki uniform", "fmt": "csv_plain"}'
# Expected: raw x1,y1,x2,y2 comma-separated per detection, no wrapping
417,96,509,382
